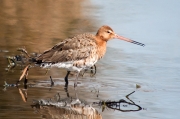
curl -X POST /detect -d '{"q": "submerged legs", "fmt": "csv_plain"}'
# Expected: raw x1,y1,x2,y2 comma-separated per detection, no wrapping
64,71,70,87
64,71,80,88
65,65,96,88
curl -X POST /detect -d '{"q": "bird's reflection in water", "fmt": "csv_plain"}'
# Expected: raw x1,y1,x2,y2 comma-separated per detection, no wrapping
31,96,102,119
3,79,101,119
3,79,142,119
33,86,102,119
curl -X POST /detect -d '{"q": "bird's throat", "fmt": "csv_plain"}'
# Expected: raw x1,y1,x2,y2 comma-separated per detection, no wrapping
96,36,107,59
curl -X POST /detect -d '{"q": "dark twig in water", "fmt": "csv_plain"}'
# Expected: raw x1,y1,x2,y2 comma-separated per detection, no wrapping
103,99,142,112
126,91,135,104
3,81,20,91
93,91,142,112
17,48,31,58
6,56,17,71
3,81,19,87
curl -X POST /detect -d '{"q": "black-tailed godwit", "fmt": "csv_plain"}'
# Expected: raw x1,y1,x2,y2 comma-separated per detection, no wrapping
32,25,145,87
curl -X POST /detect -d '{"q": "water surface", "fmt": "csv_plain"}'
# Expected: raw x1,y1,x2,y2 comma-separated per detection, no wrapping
0,0,180,119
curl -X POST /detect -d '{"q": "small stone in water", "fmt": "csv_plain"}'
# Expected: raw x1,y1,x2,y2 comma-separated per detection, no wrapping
136,84,141,89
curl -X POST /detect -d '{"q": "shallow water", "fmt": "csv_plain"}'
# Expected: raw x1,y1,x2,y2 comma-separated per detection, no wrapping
0,0,180,119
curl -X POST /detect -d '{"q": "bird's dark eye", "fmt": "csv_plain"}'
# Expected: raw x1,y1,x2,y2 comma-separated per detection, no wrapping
107,30,111,33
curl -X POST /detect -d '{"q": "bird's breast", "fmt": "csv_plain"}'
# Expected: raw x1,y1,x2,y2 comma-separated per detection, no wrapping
97,41,107,60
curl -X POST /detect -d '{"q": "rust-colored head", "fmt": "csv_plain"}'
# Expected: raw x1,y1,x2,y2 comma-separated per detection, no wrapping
96,25,115,41
96,25,145,46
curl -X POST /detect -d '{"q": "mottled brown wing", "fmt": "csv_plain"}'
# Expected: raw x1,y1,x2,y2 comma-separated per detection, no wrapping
36,33,97,63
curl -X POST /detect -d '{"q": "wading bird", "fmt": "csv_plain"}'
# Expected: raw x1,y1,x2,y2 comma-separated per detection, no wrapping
18,25,145,87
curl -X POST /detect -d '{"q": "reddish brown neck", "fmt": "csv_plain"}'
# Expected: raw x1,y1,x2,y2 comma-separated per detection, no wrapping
95,35,107,59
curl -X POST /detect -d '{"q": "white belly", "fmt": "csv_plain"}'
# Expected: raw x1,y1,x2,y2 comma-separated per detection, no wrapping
40,58,98,72
40,62,81,72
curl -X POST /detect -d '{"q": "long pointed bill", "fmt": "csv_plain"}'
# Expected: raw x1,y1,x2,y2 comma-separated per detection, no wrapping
115,34,145,47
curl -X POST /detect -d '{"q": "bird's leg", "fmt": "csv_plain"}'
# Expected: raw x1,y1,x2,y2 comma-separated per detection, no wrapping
90,64,97,76
64,86,70,97
50,76,54,86
23,67,29,85
49,76,54,91
24,74,28,85
16,65,30,85
64,71,70,88
74,71,80,88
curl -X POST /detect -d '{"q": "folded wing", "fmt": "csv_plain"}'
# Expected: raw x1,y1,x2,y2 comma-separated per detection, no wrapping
36,33,97,63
